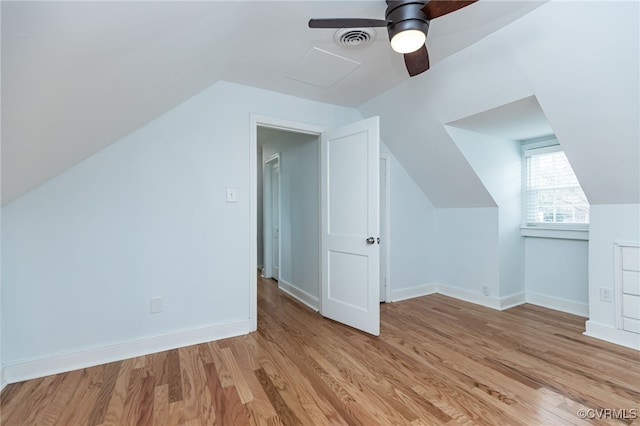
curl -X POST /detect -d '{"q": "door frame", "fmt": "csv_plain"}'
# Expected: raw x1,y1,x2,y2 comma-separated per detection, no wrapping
250,115,326,331
380,153,391,303
262,153,281,280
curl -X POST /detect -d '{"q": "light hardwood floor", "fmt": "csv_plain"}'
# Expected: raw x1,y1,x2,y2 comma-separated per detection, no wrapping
2,275,639,425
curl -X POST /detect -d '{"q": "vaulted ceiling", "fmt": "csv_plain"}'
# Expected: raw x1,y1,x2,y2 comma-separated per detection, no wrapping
360,0,639,206
1,0,544,205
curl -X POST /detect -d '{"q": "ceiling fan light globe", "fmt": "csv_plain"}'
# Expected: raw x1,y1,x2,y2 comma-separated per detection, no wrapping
390,29,426,54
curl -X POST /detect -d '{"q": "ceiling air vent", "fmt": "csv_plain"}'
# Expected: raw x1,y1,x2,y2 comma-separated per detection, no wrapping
334,28,376,48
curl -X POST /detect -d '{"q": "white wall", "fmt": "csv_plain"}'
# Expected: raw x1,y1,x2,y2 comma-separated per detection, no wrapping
525,238,588,312
262,131,319,305
359,2,638,347
0,199,3,388
0,211,2,387
435,207,500,296
445,127,524,298
1,2,4,388
586,204,640,348
510,2,639,205
445,126,589,311
0,81,363,378
381,144,437,292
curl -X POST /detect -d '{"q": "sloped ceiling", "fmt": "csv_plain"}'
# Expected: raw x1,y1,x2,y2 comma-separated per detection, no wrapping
1,0,543,205
446,96,552,141
2,1,637,208
360,0,639,207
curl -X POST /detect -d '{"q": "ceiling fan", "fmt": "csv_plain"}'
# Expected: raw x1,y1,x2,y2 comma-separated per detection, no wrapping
309,0,477,77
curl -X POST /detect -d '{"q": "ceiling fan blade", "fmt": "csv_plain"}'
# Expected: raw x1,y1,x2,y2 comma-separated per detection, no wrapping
308,18,388,29
404,45,430,77
422,0,478,20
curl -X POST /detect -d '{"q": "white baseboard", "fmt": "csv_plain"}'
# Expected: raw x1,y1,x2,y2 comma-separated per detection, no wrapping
278,279,319,311
391,282,597,316
1,366,6,392
498,292,527,310
437,284,502,310
2,319,252,386
584,321,640,351
391,284,437,302
391,283,524,310
526,292,589,317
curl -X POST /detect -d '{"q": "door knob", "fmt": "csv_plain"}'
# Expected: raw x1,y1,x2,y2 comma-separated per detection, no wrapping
366,237,375,244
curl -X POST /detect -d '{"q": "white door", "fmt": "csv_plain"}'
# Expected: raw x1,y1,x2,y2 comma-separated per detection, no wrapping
321,116,380,336
271,164,280,280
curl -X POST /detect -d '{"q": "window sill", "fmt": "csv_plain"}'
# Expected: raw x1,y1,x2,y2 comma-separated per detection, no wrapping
520,226,589,241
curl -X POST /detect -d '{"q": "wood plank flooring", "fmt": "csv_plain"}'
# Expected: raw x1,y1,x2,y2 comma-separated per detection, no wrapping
2,275,639,425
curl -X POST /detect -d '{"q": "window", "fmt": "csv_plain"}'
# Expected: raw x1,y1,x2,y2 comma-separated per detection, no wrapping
522,139,589,235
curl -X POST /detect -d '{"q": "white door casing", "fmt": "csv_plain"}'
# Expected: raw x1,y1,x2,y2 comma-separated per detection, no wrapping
380,155,389,303
320,116,380,336
271,163,280,280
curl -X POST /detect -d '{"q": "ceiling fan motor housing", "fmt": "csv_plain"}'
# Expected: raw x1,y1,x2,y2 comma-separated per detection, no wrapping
385,1,430,41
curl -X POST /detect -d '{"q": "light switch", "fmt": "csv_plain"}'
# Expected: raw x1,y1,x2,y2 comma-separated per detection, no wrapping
226,186,239,202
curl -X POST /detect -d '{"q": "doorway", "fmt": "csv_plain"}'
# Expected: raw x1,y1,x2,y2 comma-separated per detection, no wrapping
251,115,381,335
259,142,389,302
256,122,323,316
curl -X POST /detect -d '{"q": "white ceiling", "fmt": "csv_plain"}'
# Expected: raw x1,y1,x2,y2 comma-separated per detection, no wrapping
1,0,543,205
359,0,639,206
446,95,553,141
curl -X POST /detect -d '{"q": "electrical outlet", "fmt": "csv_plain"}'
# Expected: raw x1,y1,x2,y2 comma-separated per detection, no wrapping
150,297,163,314
482,285,490,296
600,288,612,302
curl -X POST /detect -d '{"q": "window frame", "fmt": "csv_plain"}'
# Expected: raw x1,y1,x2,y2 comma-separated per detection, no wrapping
521,137,589,240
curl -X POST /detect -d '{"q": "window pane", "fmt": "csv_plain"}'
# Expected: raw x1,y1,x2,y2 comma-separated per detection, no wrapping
525,150,589,225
